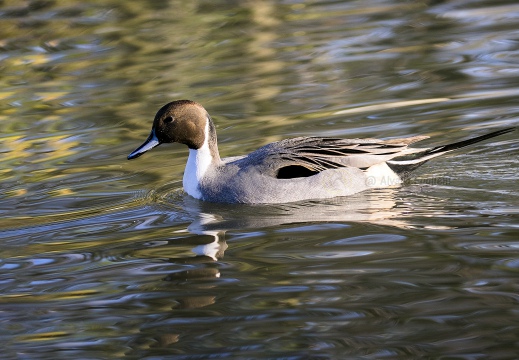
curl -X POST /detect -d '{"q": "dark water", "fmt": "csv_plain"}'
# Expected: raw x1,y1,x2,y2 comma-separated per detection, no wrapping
1,1,518,359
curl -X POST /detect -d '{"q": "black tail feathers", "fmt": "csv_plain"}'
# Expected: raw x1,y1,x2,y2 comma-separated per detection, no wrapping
424,127,516,156
387,127,515,178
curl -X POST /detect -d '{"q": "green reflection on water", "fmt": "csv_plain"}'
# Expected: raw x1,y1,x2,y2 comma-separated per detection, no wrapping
0,1,518,359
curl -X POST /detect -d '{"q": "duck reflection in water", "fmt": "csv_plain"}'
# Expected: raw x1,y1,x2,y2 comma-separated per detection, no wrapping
145,187,410,280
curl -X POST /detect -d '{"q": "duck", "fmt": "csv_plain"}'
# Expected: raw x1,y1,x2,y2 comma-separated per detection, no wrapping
128,100,515,204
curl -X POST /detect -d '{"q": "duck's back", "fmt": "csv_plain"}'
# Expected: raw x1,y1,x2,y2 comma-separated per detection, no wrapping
199,136,422,203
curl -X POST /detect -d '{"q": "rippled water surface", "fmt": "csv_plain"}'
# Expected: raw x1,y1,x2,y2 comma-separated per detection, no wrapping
1,1,518,359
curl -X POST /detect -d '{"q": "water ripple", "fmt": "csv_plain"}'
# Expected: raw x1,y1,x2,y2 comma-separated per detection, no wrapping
1,0,519,358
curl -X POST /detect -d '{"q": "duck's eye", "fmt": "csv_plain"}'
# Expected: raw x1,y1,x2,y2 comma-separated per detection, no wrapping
164,116,174,124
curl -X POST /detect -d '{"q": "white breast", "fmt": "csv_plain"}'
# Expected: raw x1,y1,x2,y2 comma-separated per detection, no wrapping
183,121,213,199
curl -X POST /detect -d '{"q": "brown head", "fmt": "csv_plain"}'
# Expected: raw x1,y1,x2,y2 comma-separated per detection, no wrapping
128,100,218,160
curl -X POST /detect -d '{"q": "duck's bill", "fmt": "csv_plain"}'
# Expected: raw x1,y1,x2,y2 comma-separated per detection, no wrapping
127,130,160,160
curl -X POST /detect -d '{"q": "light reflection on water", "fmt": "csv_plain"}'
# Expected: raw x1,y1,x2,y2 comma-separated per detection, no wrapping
1,0,519,359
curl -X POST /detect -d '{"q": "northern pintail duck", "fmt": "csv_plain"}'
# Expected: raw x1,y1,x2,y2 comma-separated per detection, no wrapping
128,100,515,204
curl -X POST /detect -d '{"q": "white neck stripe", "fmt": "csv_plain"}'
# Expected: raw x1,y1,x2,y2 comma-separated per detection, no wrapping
183,121,213,199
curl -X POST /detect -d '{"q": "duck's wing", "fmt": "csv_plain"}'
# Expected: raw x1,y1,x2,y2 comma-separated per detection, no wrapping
240,127,516,180
242,135,429,179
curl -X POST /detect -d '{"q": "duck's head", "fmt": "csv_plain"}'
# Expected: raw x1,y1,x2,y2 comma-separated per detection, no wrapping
128,100,215,160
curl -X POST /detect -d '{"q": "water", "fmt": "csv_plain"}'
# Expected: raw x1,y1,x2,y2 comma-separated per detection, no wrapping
1,1,518,358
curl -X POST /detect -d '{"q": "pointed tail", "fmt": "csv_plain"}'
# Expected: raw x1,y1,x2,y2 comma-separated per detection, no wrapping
422,127,516,157
387,127,516,176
